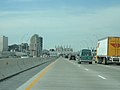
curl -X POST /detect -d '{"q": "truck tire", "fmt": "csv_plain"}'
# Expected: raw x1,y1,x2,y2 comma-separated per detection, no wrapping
103,58,108,65
105,59,108,65
78,62,81,64
116,63,120,65
97,57,102,64
89,62,92,64
95,61,97,63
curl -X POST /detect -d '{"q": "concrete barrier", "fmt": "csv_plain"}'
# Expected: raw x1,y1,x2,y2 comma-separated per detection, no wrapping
17,59,27,71
0,57,58,81
0,59,20,80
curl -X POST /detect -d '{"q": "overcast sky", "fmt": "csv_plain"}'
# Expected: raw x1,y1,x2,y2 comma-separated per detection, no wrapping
0,0,120,51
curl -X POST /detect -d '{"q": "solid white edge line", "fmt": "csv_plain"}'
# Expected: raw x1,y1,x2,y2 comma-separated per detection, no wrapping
98,75,106,80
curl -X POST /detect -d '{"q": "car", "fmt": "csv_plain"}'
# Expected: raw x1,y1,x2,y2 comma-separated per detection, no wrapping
64,54,69,58
69,54,76,60
21,55,29,58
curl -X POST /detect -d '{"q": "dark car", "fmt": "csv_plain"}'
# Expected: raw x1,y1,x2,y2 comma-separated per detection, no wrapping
69,54,76,60
64,54,69,58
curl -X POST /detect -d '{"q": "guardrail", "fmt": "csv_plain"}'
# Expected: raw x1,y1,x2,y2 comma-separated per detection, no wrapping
0,56,58,81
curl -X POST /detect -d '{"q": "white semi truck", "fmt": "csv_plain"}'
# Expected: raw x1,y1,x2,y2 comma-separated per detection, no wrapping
96,37,120,64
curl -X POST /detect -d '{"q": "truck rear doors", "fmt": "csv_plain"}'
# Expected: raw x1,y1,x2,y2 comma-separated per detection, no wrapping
108,37,120,57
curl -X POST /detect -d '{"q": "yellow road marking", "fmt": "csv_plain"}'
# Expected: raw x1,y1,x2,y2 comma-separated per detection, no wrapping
25,60,57,90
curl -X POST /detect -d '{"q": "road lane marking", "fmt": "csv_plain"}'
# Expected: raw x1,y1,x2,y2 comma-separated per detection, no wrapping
98,75,106,80
73,63,76,65
25,60,58,90
105,65,109,67
85,68,89,71
75,63,78,66
67,60,78,66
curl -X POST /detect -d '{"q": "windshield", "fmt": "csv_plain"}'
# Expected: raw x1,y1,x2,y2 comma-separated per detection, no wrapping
82,51,92,56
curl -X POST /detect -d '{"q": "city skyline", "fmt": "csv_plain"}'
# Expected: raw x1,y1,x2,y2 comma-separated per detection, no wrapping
1,0,120,51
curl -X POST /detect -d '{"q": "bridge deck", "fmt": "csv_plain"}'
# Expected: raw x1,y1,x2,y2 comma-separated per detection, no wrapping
17,57,120,90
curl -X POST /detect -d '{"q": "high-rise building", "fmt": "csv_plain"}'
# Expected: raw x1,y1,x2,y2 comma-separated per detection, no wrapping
19,43,29,53
39,36,43,54
29,34,43,57
0,36,8,52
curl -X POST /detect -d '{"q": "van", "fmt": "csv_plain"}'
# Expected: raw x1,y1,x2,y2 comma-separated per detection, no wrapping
78,49,93,64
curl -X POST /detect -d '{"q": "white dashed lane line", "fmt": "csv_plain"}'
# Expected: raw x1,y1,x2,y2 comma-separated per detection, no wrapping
98,75,106,80
105,66,110,68
78,65,80,67
67,60,108,81
85,68,89,71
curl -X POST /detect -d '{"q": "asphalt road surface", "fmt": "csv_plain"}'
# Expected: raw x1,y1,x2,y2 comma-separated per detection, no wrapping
17,57,120,90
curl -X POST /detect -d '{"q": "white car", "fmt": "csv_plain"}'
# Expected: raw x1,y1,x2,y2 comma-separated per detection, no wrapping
21,55,29,58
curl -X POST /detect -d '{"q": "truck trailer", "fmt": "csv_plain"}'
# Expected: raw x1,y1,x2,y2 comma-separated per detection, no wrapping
96,37,120,64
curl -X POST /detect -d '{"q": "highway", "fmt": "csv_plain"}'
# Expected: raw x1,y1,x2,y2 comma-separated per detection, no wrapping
0,57,120,90
16,57,120,90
